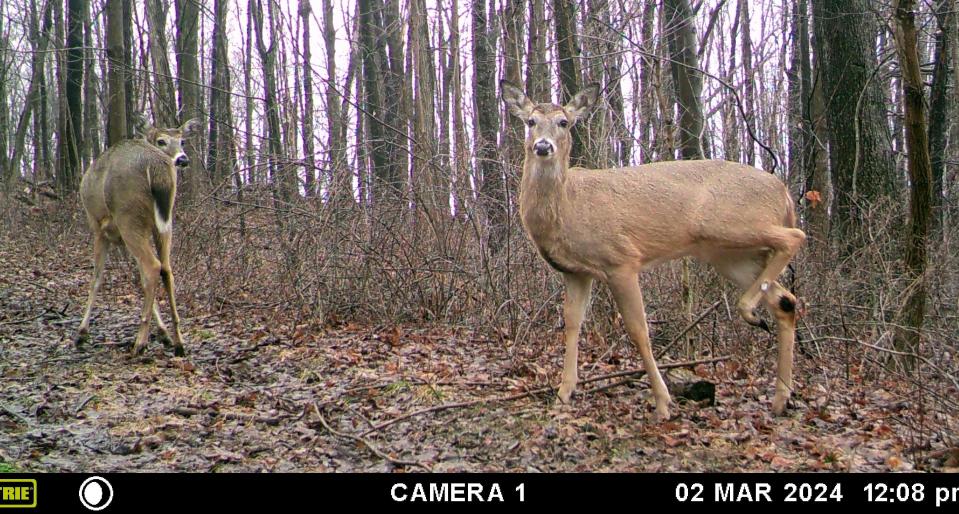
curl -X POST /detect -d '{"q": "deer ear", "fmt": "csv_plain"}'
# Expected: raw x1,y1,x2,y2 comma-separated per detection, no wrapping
564,83,600,123
500,80,534,119
134,113,153,138
179,118,201,138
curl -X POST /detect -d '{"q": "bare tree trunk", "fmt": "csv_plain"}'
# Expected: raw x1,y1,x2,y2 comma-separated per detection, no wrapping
928,0,952,234
738,0,755,166
146,0,177,128
82,0,100,167
298,0,316,197
252,0,292,201
450,0,470,218
526,0,547,101
410,0,439,216
208,0,235,187
664,0,705,160
639,0,657,162
6,0,53,184
502,0,524,169
56,0,83,193
322,0,349,208
0,0,8,179
104,0,126,147
812,0,896,238
473,0,505,247
175,0,202,198
554,0,586,166
891,0,933,367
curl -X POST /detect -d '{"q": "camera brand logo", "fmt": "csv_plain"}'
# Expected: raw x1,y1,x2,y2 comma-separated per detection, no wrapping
0,479,36,508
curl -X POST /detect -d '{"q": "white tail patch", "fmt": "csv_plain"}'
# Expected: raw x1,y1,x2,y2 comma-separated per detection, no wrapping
154,204,172,233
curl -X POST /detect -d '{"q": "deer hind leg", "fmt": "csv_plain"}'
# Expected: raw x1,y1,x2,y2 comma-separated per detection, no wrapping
558,273,593,403
119,228,161,355
76,233,108,347
607,270,671,422
152,303,173,348
156,230,185,356
712,250,799,415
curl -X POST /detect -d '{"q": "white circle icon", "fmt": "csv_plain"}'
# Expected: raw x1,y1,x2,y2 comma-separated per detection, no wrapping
79,476,113,511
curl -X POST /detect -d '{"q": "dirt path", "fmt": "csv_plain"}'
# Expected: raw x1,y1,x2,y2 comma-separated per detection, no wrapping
0,232,930,472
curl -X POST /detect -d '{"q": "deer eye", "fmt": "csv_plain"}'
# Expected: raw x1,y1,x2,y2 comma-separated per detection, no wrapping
558,119,569,128
157,139,167,147
180,139,185,146
526,119,535,127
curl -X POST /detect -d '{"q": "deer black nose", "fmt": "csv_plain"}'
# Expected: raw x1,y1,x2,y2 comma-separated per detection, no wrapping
534,140,553,156
175,155,189,167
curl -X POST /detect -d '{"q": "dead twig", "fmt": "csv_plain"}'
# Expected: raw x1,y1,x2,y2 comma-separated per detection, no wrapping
311,403,432,471
655,300,722,358
0,310,49,326
1,403,32,426
359,356,729,437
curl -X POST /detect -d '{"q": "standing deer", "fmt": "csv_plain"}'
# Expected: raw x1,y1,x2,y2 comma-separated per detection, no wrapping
500,81,805,421
75,117,199,357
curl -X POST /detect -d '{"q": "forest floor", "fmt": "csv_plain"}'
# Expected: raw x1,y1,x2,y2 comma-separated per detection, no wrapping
0,228,953,473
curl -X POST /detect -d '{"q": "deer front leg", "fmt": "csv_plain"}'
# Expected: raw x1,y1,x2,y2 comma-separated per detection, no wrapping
558,273,593,403
762,281,797,415
608,271,671,422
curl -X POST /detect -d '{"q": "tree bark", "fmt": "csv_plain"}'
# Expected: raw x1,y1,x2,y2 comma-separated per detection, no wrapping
299,0,316,197
175,0,202,198
473,0,505,247
146,0,177,128
208,0,235,187
812,0,896,237
928,0,952,233
553,0,586,166
891,0,933,367
252,0,292,201
664,0,705,160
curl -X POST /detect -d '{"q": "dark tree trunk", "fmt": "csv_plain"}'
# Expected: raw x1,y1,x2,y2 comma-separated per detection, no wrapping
208,0,235,186
146,0,177,128
553,0,586,166
473,0,505,247
175,0,202,197
299,0,317,196
891,0,933,367
928,0,952,233
812,0,896,237
664,0,705,160
106,0,127,146
60,0,84,192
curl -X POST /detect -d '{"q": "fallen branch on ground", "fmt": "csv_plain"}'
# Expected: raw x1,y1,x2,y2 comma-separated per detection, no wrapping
311,403,432,471
359,356,729,437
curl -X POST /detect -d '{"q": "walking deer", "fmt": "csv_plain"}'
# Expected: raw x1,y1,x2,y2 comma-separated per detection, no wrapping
500,81,805,421
75,116,199,357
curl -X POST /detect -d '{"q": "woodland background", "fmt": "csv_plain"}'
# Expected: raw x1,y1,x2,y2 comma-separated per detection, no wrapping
0,0,957,471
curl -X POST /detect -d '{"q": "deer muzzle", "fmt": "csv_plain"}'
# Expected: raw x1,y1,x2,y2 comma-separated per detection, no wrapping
533,139,554,157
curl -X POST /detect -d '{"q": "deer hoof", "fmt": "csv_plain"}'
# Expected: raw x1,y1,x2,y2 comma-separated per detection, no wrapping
156,332,174,348
74,330,89,349
173,344,186,358
772,394,789,416
653,406,671,423
557,385,574,404
132,340,148,355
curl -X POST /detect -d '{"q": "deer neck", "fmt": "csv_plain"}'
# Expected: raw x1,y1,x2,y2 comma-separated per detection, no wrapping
519,153,570,245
